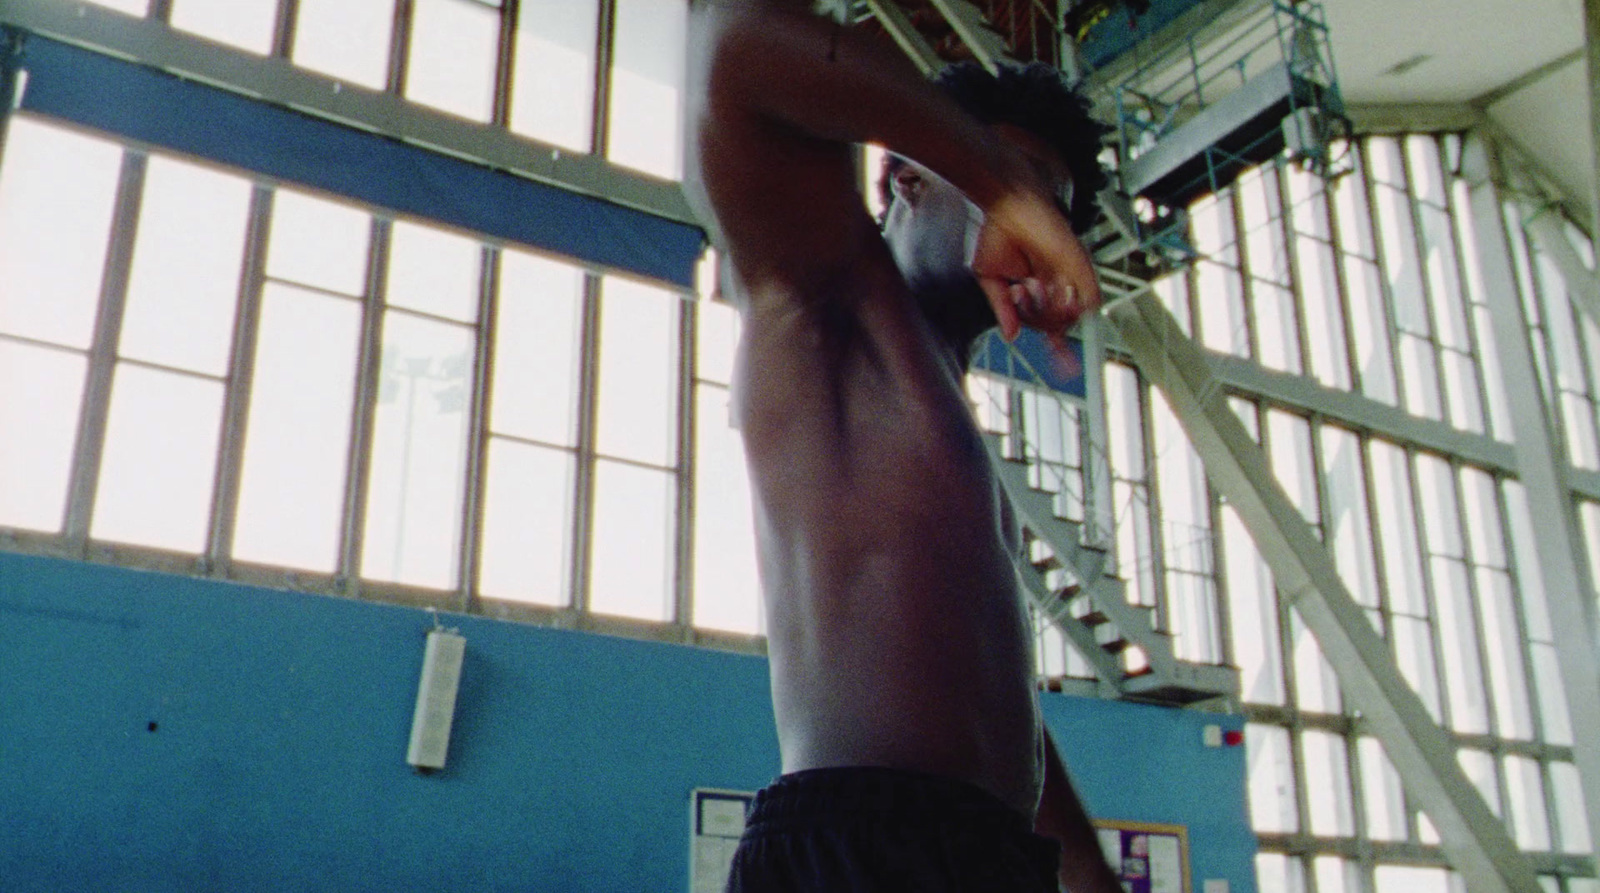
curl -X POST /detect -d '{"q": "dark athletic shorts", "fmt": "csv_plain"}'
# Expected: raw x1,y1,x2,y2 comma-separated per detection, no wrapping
724,766,1061,892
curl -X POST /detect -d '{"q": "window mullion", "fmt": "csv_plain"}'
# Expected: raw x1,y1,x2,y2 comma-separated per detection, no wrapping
64,152,146,548
567,272,603,614
205,185,274,573
674,293,696,630
456,245,499,613
336,217,392,595
589,0,617,160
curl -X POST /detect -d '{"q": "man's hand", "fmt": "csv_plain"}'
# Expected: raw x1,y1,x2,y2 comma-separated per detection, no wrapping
969,190,1102,357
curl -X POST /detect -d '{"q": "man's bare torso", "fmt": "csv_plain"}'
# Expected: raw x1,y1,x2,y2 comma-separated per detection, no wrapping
732,244,1043,817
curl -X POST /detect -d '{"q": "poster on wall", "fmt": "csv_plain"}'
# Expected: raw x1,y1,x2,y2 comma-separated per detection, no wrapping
689,788,754,893
1095,820,1189,893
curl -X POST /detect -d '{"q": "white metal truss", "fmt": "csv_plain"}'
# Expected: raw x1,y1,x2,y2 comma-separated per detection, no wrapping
1461,131,1600,885
1107,287,1543,893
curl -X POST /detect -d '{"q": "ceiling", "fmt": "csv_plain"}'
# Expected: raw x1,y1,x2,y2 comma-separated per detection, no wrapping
1323,0,1592,224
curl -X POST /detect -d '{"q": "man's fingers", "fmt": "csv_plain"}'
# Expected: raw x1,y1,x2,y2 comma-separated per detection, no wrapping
979,276,1022,342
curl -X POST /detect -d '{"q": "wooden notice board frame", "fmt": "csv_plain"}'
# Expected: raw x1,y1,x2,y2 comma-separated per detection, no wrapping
1094,819,1191,893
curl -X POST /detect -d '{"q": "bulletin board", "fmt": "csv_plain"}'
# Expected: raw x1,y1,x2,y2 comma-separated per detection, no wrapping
1095,820,1190,893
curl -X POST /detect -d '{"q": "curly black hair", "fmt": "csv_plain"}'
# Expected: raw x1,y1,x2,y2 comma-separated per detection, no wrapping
879,60,1111,235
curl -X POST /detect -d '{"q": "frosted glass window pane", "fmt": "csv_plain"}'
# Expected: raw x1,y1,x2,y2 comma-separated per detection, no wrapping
1345,256,1397,404
1504,754,1553,850
1266,410,1316,525
697,299,740,387
405,0,499,122
293,0,394,90
1253,281,1301,373
0,341,85,532
119,157,251,377
1415,453,1463,557
1458,749,1501,816
491,250,583,446
1531,643,1573,745
170,0,277,54
1376,867,1450,893
595,276,679,466
1191,191,1236,256
479,439,572,605
1369,440,1427,614
1290,609,1341,714
693,386,761,634
1256,854,1306,893
386,221,481,323
1477,568,1535,738
1441,349,1486,435
1333,155,1375,257
1105,363,1146,478
1222,507,1284,705
607,0,687,179
511,0,599,152
1298,237,1350,390
1407,135,1446,205
1197,259,1249,357
267,189,371,295
1302,731,1354,837
1320,425,1381,609
1561,393,1600,471
232,285,361,573
1246,724,1299,833
589,460,675,621
1376,185,1428,336
1398,333,1444,421
1432,560,1489,733
1549,763,1593,855
1367,137,1405,187
1313,858,1357,893
1168,571,1220,662
1393,615,1444,722
0,118,123,350
1418,203,1468,349
1359,737,1408,841
92,366,223,552
361,314,474,589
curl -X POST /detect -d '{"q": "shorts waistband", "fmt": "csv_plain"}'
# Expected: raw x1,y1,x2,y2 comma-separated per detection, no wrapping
744,766,1033,837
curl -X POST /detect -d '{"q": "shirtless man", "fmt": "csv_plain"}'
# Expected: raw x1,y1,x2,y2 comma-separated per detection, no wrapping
685,3,1124,890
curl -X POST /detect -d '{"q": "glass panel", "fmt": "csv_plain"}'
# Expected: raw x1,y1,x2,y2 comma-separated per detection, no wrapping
698,299,741,388
1375,866,1451,893
607,0,688,179
1222,506,1284,705
292,0,395,90
1297,236,1350,390
1417,202,1468,349
491,250,584,446
266,189,371,295
361,313,474,589
119,156,252,377
1246,723,1299,833
1477,567,1535,739
387,221,482,323
1549,762,1593,855
1256,853,1306,893
1366,137,1406,188
1313,858,1358,893
1431,558,1489,733
1320,425,1381,609
1105,363,1146,479
1440,349,1486,435
1290,608,1341,714
1504,754,1554,851
1267,410,1317,526
1369,440,1427,614
91,365,224,552
405,0,500,122
1458,748,1501,816
1375,183,1428,335
1561,393,1600,470
595,276,680,466
1406,136,1446,206
232,284,362,573
1414,453,1463,557
1197,259,1249,357
1359,737,1408,841
1301,730,1355,837
170,0,278,54
0,341,86,533
692,385,762,634
1398,332,1444,421
479,438,572,605
1345,256,1397,404
1393,614,1444,722
1531,642,1573,746
589,459,675,621
0,118,124,350
510,0,600,152
1254,281,1302,373
1333,149,1375,258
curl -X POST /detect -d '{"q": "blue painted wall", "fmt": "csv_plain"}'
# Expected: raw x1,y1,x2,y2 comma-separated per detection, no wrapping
0,551,1254,892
